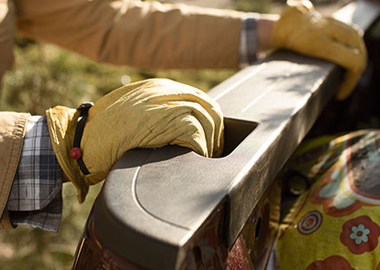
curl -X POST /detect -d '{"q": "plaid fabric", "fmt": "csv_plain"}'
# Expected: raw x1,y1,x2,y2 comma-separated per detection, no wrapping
7,115,63,232
240,14,259,66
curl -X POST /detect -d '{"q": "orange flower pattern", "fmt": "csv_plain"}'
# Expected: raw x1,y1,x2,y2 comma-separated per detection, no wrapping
340,216,380,255
306,255,356,270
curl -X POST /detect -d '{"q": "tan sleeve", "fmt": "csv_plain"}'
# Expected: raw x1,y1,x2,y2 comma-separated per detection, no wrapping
0,112,30,229
0,0,16,84
0,210,14,230
14,0,244,69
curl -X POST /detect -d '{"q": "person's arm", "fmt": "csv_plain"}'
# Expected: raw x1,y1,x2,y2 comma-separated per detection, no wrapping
14,0,246,69
7,115,63,232
0,112,30,230
13,0,365,100
257,14,279,53
46,78,224,202
0,0,16,97
4,78,224,231
239,13,279,65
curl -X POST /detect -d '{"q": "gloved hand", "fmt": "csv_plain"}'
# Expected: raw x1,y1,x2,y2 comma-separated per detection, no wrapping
46,79,224,202
271,0,367,100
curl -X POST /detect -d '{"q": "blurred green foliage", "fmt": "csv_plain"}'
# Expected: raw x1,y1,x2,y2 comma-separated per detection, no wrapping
233,0,273,13
1,41,235,114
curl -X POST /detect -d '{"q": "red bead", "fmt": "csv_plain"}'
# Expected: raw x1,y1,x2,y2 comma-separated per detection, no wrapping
70,147,82,159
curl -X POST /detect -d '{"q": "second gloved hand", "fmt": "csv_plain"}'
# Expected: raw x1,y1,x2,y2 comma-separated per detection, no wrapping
271,0,367,100
46,79,224,202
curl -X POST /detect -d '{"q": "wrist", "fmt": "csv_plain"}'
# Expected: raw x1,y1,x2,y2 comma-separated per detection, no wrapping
257,14,280,52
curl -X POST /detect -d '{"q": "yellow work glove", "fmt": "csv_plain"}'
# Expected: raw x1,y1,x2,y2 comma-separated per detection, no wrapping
46,79,224,202
271,0,367,100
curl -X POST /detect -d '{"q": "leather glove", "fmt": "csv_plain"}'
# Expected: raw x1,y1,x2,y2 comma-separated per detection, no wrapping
46,79,224,202
271,0,367,100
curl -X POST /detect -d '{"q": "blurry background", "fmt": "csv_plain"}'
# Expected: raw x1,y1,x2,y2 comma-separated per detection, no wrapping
0,0,354,269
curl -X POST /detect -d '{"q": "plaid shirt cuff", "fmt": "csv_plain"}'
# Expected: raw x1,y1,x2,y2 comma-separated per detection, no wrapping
8,115,63,232
240,14,259,67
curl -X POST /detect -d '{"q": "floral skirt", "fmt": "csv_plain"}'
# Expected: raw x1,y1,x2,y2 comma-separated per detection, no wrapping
270,129,380,270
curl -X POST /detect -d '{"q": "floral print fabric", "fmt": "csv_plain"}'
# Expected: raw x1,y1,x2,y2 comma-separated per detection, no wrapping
272,130,380,270
340,216,380,255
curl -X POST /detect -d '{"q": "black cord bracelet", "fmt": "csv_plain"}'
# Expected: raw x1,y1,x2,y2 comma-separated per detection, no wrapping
69,102,94,175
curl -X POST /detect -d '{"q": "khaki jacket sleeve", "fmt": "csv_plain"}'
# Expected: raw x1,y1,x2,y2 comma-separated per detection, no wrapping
0,0,16,85
14,0,244,69
0,112,30,229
